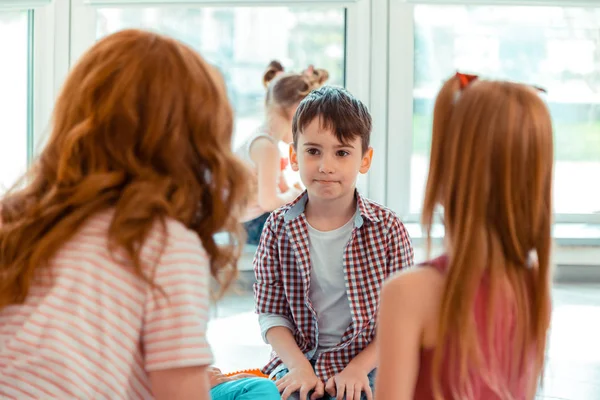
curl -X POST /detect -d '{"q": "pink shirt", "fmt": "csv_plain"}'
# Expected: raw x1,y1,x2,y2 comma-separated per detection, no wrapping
0,210,213,399
414,255,537,400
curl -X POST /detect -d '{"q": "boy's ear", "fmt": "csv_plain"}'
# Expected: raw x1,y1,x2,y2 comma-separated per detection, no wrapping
359,147,374,174
289,143,300,172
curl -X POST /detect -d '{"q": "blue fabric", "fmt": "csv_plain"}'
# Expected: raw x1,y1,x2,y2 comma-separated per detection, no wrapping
210,377,280,400
274,364,377,400
243,212,270,245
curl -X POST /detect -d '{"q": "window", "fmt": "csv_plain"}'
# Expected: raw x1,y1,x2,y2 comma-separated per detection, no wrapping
411,5,600,216
96,7,346,148
0,11,30,194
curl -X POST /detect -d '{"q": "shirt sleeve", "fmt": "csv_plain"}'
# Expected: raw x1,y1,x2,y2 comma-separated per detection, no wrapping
386,217,415,275
142,225,213,372
253,214,291,317
258,313,295,344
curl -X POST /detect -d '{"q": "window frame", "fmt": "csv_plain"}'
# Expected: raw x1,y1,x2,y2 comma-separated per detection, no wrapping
31,0,70,155
0,1,51,9
26,9,34,163
0,4,48,190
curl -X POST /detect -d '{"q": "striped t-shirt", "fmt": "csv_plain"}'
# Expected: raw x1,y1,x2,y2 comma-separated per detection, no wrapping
0,210,213,399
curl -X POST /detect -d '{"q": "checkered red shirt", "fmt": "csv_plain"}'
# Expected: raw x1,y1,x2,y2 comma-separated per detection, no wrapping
253,191,414,380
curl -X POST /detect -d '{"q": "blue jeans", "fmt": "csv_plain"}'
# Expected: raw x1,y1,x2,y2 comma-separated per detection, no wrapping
274,365,377,400
210,377,280,400
243,212,270,245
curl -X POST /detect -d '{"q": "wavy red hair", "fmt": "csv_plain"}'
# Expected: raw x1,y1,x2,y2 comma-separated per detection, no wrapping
0,29,249,308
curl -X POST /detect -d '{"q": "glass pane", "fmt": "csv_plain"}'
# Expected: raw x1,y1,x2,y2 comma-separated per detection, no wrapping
96,7,346,148
0,11,29,194
412,5,600,215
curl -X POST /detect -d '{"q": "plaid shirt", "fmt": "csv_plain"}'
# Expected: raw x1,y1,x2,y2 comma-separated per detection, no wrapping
253,191,414,380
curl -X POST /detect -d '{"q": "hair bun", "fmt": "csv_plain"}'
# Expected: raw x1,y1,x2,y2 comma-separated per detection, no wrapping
303,65,330,90
263,60,285,88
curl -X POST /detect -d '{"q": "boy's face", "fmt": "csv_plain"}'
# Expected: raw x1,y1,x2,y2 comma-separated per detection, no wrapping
289,117,373,203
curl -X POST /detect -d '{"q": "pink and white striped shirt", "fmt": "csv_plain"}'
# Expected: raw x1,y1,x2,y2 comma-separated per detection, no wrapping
0,210,213,399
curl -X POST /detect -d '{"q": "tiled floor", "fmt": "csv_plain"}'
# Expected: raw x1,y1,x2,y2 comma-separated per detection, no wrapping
207,274,600,400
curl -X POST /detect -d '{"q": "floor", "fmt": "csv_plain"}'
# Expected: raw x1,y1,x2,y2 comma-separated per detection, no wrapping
539,284,600,399
207,272,600,400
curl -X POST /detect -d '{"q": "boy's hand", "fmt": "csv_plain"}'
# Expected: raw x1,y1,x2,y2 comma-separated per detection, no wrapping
325,364,373,400
276,365,324,400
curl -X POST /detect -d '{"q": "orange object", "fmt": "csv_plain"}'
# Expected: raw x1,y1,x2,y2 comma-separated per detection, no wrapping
224,368,270,379
280,156,289,171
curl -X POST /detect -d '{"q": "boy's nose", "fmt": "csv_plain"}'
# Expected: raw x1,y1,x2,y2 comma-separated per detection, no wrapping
318,159,335,174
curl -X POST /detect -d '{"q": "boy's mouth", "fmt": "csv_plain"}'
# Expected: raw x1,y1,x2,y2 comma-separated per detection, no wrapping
314,179,338,185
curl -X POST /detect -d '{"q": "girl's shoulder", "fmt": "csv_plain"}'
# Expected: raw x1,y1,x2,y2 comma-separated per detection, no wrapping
383,256,448,315
385,263,446,296
248,134,280,160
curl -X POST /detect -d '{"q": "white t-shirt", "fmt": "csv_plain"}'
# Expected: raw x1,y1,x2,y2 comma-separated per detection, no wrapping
306,218,354,353
235,129,281,222
258,217,354,356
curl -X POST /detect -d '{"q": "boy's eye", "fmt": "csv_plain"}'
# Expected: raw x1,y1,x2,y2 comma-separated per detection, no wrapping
307,148,320,155
337,150,350,157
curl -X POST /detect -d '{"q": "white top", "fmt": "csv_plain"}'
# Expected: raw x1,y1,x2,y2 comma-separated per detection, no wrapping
306,218,354,353
236,128,278,169
235,128,281,222
0,210,212,399
258,216,354,357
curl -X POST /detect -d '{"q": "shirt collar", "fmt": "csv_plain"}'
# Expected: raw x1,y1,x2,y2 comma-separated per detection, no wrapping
283,190,380,228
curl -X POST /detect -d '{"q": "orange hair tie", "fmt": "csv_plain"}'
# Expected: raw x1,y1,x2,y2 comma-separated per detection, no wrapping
455,71,547,94
455,71,478,89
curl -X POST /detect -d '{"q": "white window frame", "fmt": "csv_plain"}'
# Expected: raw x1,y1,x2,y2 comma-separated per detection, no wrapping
33,0,71,154
387,0,600,233
0,1,52,9
0,0,68,163
402,0,600,5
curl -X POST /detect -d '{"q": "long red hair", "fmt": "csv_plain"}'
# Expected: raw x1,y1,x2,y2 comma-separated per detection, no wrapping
422,75,553,399
0,29,249,308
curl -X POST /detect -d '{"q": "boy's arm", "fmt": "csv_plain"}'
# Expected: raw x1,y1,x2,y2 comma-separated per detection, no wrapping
266,327,313,371
387,218,415,274
324,341,377,400
253,215,322,399
253,213,309,369
268,327,324,400
259,313,296,343
346,341,377,374
253,214,291,317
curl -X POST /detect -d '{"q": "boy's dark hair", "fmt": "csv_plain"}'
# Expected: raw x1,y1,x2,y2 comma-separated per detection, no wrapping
292,86,372,153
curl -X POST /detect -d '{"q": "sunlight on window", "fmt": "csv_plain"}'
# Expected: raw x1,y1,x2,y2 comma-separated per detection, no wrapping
96,7,346,150
411,5,600,215
0,11,28,194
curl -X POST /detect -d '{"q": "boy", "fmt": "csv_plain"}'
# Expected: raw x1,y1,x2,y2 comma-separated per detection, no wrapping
253,86,414,400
